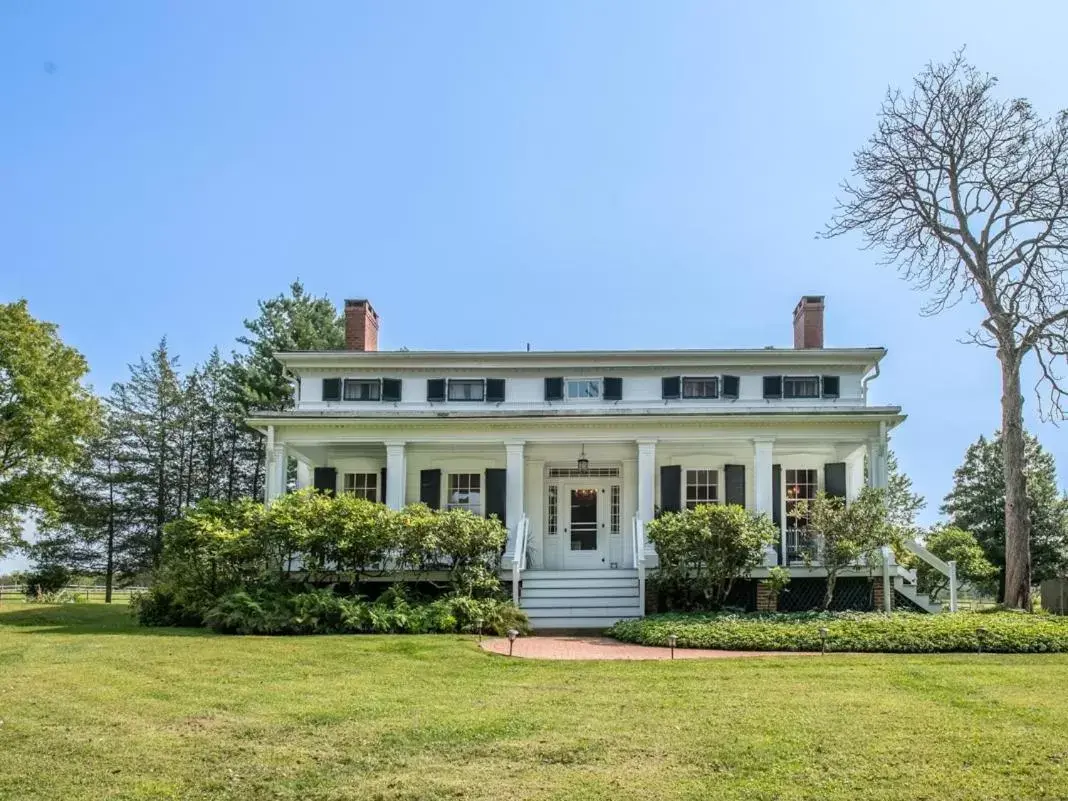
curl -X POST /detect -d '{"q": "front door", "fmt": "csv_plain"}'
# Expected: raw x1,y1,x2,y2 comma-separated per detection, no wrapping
563,485,608,568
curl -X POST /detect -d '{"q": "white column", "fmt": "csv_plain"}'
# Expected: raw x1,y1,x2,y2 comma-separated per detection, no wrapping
266,444,286,506
846,449,865,501
505,441,525,529
637,439,656,524
385,441,406,510
753,438,777,566
296,460,312,490
867,426,889,491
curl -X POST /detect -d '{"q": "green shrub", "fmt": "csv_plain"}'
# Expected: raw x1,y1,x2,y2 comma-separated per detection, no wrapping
607,611,1068,653
129,587,207,628
23,564,71,598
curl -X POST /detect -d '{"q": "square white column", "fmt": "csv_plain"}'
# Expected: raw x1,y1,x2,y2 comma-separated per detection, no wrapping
505,441,525,529
637,439,656,524
296,460,312,490
753,438,777,565
846,449,865,501
385,441,406,510
266,444,286,506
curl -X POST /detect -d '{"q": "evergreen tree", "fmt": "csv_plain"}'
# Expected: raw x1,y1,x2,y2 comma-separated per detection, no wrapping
942,432,1068,600
884,449,925,536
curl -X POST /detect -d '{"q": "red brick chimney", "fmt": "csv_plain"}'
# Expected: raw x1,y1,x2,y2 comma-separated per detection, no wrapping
344,299,379,351
793,295,824,349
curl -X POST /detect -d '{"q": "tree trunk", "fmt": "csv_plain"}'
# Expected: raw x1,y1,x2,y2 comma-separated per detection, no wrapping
1000,356,1032,609
823,570,837,610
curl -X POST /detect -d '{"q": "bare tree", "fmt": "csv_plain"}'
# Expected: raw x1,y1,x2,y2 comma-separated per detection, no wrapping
825,52,1068,609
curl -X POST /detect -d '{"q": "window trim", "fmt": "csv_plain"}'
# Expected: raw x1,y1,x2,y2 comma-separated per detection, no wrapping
564,377,603,401
446,378,487,402
446,471,483,514
343,378,383,402
341,471,379,502
681,376,720,400
782,375,821,400
683,467,721,510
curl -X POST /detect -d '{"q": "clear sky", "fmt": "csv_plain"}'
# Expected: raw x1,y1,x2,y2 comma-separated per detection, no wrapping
2,1,1068,572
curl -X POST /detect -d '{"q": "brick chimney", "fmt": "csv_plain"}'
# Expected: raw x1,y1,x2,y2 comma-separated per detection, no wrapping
793,295,824,349
344,299,379,351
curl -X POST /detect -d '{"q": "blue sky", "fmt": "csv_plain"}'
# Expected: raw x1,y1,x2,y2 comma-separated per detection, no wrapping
2,1,1067,570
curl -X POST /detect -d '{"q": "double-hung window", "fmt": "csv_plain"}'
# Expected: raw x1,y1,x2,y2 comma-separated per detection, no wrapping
342,472,378,502
344,379,381,401
566,379,601,400
685,469,719,509
447,473,481,513
682,377,719,399
447,379,485,401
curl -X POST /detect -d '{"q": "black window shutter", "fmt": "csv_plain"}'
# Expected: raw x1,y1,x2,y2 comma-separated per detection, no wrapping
821,375,840,399
313,467,337,496
322,378,341,402
662,376,681,400
485,468,507,525
545,377,563,401
380,467,387,505
722,375,740,399
825,462,847,499
660,465,682,513
724,464,745,506
763,376,783,399
604,377,623,401
772,464,782,528
382,378,402,402
419,468,441,509
485,378,506,403
427,378,446,403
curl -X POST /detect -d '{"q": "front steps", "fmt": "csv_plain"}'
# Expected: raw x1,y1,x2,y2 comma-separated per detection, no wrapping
892,573,943,613
519,569,642,630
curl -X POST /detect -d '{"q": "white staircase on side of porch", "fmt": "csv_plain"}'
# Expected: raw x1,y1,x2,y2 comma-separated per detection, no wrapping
892,570,943,614
519,569,643,629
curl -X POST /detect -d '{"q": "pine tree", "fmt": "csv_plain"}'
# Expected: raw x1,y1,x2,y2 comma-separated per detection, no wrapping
885,449,926,536
942,432,1068,600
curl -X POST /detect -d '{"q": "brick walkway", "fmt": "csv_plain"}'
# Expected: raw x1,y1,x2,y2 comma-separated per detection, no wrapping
479,635,812,661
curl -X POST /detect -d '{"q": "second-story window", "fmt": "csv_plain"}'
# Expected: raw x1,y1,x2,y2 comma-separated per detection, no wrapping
783,376,820,399
344,379,381,401
566,379,601,399
447,379,485,401
682,377,719,399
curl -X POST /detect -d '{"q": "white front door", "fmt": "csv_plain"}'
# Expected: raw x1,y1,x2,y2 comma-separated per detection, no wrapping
562,484,609,569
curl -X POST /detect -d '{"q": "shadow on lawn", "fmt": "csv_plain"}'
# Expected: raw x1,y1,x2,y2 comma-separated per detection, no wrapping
0,604,213,637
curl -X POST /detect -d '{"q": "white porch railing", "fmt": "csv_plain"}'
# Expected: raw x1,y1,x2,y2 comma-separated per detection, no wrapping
511,515,530,606
632,515,646,618
903,539,958,612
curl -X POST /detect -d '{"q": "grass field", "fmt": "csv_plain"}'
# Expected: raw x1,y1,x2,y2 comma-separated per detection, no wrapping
2,605,1068,800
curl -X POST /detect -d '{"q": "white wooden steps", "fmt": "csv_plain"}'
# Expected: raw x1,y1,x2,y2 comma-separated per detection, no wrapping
518,569,642,630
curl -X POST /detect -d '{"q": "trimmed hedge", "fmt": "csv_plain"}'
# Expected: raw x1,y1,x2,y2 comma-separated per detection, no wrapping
607,611,1068,653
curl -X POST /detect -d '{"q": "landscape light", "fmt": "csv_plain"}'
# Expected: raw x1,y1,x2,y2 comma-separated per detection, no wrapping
507,628,519,656
668,634,678,660
976,626,988,655
819,627,829,655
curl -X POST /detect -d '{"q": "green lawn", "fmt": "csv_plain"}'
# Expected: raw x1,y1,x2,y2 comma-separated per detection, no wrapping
2,605,1068,801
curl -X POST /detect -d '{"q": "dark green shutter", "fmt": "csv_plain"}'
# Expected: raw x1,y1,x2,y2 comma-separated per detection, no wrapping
662,376,681,400
604,377,623,401
825,462,847,499
427,378,446,402
485,468,507,525
419,469,441,509
322,378,341,402
724,464,745,506
660,465,681,513
763,376,782,399
382,378,402,402
722,375,740,399
313,467,336,496
772,464,782,527
380,467,387,505
485,378,506,403
545,377,563,401
821,375,840,398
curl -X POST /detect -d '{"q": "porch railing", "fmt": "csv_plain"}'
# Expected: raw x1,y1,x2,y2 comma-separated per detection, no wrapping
632,516,646,618
903,538,958,612
511,515,530,606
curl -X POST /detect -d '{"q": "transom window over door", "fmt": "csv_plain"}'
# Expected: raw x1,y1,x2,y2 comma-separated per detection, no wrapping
566,379,601,399
342,472,378,502
447,379,485,401
447,473,481,513
685,469,719,508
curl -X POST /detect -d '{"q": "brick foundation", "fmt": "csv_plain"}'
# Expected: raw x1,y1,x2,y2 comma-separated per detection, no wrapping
873,578,892,612
756,581,777,612
644,582,659,616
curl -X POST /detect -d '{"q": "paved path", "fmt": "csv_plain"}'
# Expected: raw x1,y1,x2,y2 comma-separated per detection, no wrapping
480,635,812,661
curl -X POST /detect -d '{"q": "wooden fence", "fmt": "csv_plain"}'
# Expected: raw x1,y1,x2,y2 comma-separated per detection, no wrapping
0,585,149,604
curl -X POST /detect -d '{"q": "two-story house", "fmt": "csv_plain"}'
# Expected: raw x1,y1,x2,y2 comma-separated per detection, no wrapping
248,296,942,629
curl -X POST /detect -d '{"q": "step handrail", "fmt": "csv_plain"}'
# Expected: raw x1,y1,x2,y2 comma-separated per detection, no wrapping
511,515,530,606
631,516,647,618
903,539,958,612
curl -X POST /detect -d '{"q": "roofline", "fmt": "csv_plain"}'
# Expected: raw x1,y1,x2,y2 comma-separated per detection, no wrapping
274,347,888,370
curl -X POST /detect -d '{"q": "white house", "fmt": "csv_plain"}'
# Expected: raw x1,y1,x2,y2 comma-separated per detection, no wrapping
249,296,950,628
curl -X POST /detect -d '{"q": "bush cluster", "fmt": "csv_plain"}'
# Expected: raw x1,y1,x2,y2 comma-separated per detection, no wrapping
134,489,528,634
607,610,1068,653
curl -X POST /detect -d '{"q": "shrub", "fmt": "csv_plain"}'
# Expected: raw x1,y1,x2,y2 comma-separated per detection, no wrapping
607,610,1068,653
649,504,776,610
130,587,206,628
23,564,71,598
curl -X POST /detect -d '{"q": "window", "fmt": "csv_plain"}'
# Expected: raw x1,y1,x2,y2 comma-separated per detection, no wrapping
447,473,481,513
547,484,558,536
785,468,819,561
447,379,485,401
682,377,719,399
342,472,378,502
610,484,621,534
343,379,381,401
685,469,719,509
566,379,601,399
783,376,820,399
